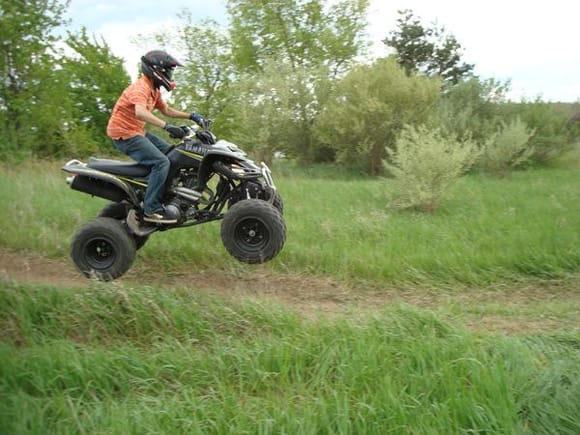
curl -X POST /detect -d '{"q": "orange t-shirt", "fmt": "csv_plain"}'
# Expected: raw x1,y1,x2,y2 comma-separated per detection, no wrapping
106,76,168,139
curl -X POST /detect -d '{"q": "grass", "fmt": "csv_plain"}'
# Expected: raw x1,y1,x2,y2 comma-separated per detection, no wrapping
1,281,579,434
0,159,578,285
290,167,580,283
1,159,579,433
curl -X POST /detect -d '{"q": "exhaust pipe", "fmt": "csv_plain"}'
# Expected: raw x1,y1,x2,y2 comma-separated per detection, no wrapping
69,175,126,203
173,186,202,202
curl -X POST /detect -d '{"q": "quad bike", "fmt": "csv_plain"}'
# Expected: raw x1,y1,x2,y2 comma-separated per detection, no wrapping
62,121,286,281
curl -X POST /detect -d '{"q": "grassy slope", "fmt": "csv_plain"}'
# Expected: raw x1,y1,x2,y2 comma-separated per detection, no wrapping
1,282,579,434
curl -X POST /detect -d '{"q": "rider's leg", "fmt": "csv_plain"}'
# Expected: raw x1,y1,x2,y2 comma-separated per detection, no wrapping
113,135,170,216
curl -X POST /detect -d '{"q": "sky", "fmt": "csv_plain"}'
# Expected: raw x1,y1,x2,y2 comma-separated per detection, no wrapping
66,0,580,103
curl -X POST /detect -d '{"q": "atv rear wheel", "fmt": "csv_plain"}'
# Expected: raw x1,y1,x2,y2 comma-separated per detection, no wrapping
221,199,286,264
98,202,150,249
97,201,131,219
71,217,136,281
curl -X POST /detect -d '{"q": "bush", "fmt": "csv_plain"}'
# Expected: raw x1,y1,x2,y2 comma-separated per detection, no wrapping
316,57,441,175
500,100,572,163
479,118,535,177
434,77,509,144
384,124,478,212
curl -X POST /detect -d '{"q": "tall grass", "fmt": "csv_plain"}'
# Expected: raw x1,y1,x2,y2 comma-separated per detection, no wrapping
281,164,580,283
0,160,579,284
1,282,579,434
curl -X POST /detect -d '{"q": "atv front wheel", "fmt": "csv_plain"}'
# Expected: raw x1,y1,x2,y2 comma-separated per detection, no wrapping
221,200,286,264
70,217,136,281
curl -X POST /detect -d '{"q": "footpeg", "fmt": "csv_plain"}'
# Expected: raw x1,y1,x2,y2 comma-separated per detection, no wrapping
127,210,158,236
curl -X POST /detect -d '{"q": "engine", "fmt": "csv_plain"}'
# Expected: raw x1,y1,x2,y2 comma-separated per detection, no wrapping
164,199,186,223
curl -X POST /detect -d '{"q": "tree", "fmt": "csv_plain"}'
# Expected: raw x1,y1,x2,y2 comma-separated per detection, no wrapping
316,57,441,175
60,28,131,155
500,99,573,163
171,17,237,136
224,0,370,162
229,60,333,163
0,0,70,155
478,118,535,177
142,15,238,138
383,9,474,87
227,0,369,76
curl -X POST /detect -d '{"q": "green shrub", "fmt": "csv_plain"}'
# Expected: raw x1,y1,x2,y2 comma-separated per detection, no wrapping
479,117,535,176
384,124,478,211
501,100,572,163
433,77,509,143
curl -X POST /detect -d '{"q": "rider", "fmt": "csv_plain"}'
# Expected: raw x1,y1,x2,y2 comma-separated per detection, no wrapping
106,50,205,224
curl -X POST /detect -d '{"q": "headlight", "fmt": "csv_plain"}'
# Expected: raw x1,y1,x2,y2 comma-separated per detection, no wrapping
231,164,246,175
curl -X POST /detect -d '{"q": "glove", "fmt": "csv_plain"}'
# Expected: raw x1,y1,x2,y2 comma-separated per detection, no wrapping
189,112,205,127
164,123,186,139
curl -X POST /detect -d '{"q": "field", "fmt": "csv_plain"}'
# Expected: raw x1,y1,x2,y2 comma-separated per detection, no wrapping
0,159,579,433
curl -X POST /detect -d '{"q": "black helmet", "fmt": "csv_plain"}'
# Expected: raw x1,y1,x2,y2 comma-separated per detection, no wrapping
141,50,183,91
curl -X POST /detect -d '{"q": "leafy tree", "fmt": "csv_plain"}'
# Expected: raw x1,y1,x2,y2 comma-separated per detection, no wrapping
383,9,474,86
227,0,369,76
0,0,70,156
316,57,441,175
142,15,238,139
224,0,370,162
148,16,236,136
229,60,333,163
61,28,131,154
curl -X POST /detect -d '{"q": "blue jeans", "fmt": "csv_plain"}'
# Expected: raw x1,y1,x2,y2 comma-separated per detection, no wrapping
113,132,171,215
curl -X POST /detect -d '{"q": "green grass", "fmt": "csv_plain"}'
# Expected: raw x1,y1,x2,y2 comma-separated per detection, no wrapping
1,281,579,434
1,160,579,433
281,167,580,283
1,160,578,285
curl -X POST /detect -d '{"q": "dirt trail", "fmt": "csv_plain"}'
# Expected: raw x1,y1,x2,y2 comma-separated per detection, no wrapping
1,248,578,333
0,248,385,317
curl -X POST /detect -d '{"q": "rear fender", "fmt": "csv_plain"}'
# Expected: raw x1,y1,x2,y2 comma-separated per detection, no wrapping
63,160,138,204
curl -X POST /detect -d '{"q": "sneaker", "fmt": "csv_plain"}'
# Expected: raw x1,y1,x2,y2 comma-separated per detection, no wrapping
143,211,177,224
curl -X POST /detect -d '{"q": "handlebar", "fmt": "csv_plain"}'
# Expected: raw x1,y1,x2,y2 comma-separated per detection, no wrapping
173,119,216,145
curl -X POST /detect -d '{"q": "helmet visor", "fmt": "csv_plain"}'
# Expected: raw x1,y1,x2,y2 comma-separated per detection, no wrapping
164,66,175,80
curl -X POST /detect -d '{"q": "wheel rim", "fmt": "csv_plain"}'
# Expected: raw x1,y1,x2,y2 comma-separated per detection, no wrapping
84,237,117,270
234,217,269,253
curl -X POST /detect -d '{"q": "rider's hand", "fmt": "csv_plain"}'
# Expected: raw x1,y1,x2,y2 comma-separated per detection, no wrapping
189,112,205,127
164,123,186,139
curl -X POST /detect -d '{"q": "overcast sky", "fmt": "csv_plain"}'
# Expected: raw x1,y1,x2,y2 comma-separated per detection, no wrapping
66,0,580,103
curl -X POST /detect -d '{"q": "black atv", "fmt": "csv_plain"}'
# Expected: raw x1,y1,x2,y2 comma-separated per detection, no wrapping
62,121,286,281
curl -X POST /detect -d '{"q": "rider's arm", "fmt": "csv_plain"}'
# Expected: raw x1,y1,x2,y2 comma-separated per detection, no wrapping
135,104,167,128
159,106,191,120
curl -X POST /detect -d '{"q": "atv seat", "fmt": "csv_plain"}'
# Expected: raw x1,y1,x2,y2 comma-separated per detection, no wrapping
88,157,150,178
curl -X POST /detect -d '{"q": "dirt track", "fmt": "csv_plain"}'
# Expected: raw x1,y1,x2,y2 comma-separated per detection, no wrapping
1,248,578,333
